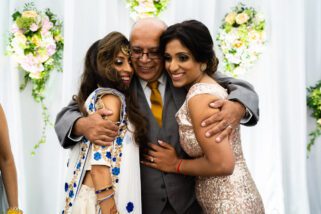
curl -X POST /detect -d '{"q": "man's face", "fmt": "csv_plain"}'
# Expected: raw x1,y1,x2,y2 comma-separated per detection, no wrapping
130,26,164,82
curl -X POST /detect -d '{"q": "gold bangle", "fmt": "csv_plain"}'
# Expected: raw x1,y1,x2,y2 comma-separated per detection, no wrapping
6,207,23,214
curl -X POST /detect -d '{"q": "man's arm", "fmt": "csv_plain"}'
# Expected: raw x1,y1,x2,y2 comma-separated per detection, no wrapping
214,71,259,126
54,99,83,148
54,99,118,149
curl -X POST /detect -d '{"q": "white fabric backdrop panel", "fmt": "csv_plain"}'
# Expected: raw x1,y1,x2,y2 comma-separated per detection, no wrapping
306,0,321,213
0,0,320,213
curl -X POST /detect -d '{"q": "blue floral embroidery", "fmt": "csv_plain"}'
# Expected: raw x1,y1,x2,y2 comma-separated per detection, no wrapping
116,137,123,145
69,190,74,198
89,103,94,111
112,167,120,175
126,202,134,213
119,153,122,157
76,162,81,169
94,152,102,160
112,157,116,162
106,151,112,159
73,183,77,188
64,183,68,192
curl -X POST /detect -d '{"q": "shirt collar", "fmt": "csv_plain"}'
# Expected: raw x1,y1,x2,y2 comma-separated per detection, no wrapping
139,73,166,89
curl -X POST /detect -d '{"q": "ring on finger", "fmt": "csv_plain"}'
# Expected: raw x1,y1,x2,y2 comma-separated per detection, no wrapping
227,124,233,129
150,157,154,163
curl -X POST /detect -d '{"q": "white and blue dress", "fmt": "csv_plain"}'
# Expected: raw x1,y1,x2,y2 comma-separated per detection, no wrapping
62,88,141,214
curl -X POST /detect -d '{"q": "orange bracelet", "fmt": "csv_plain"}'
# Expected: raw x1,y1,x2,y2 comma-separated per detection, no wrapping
176,159,183,173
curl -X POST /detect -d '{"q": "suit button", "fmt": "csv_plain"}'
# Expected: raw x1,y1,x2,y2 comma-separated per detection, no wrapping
161,184,165,189
161,198,166,202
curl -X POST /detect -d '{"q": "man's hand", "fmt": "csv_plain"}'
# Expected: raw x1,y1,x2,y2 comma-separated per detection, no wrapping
72,109,118,146
201,100,246,142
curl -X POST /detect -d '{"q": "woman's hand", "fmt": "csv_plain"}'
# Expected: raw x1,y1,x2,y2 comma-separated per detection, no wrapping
141,140,180,173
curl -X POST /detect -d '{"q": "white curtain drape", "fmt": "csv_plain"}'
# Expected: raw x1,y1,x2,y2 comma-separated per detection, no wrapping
0,0,320,213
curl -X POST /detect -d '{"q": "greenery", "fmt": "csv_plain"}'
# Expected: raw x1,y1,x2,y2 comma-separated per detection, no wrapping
6,2,64,155
307,80,321,153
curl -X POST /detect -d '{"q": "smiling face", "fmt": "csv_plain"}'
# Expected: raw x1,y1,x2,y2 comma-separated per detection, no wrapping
164,39,204,88
130,19,166,82
113,50,133,87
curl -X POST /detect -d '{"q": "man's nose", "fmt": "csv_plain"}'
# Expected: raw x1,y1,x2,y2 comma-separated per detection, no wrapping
140,52,151,63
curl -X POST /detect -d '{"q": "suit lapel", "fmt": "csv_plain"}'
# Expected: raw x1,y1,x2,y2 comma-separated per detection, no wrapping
165,74,186,110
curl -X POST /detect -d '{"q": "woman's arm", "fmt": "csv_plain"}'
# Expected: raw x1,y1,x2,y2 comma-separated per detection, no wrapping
90,95,121,214
179,94,235,176
0,105,19,209
142,94,235,177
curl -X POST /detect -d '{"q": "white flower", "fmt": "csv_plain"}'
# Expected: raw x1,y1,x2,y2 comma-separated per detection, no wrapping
22,10,38,19
235,12,250,25
318,118,321,125
30,23,39,32
225,12,237,25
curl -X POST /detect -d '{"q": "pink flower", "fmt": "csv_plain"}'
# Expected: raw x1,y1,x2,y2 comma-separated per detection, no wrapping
41,16,53,35
46,44,56,56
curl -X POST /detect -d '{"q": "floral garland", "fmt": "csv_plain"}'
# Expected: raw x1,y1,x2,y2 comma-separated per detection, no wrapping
216,3,266,77
307,80,321,153
125,0,170,20
6,2,64,155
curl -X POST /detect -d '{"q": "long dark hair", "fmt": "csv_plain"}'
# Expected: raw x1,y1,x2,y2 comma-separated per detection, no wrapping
75,31,148,147
159,19,219,75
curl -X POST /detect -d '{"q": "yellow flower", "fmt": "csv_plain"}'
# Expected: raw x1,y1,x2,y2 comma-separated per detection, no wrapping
22,10,38,19
54,35,63,42
31,35,41,47
248,30,259,41
225,12,237,25
235,12,250,25
233,40,243,48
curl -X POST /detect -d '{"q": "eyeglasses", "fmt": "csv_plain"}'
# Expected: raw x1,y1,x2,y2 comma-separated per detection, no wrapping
130,47,161,59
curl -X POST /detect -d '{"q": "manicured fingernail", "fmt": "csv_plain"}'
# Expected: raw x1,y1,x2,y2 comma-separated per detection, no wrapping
201,122,206,127
205,132,210,137
158,140,163,144
216,137,221,142
209,103,216,107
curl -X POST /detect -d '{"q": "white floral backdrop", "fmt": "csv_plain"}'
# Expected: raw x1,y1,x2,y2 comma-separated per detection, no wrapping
0,0,320,213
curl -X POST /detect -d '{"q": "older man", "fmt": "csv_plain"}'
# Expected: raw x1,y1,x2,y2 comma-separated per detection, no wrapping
55,18,259,214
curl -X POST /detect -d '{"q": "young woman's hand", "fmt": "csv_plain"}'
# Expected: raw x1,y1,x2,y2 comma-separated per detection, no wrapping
141,140,180,173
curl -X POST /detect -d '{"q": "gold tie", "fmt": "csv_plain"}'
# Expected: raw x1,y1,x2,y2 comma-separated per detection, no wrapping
148,81,163,127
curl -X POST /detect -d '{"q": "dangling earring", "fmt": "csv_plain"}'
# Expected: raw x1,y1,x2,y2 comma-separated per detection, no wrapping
201,64,207,72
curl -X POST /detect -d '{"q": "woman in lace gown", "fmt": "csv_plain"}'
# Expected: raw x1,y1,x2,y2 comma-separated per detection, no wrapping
142,20,264,214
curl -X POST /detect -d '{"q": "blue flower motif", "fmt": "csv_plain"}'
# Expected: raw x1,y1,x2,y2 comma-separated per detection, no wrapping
119,153,122,157
76,162,81,169
94,152,102,160
69,190,74,198
116,178,119,183
106,152,111,159
89,103,94,111
126,202,134,213
112,167,120,175
73,183,77,188
116,137,123,145
64,183,69,192
112,157,117,162
69,202,72,207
